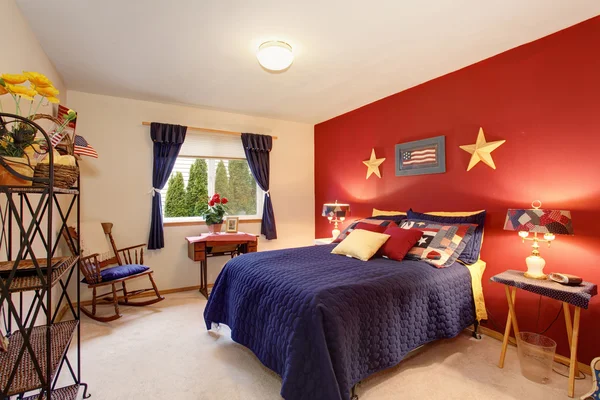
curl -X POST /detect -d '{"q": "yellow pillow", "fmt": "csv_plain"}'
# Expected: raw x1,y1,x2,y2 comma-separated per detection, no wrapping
331,229,390,261
372,208,407,217
425,210,485,217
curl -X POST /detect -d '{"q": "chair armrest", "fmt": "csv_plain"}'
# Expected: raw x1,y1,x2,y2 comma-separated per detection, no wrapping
117,244,146,252
79,253,102,284
80,253,100,262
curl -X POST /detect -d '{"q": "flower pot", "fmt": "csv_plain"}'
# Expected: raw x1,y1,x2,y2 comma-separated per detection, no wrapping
207,223,223,234
0,156,34,186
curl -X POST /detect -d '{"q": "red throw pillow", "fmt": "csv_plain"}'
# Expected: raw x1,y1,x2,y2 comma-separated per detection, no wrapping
379,226,424,261
353,222,389,234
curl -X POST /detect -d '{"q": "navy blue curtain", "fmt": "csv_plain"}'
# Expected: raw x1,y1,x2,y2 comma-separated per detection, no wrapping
148,123,187,249
241,133,277,240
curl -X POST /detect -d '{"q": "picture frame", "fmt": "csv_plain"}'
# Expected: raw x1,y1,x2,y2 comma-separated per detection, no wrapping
225,217,239,233
395,135,446,176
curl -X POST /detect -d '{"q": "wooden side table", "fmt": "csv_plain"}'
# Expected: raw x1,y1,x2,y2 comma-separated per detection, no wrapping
491,270,597,397
186,232,258,299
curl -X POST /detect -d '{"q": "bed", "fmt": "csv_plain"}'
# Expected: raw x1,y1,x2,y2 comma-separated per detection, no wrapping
204,244,484,400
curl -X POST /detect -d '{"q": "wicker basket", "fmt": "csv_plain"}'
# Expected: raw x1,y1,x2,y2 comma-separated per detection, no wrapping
30,114,79,189
33,163,79,188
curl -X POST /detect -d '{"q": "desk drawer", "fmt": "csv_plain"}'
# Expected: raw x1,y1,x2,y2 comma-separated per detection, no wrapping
188,242,206,262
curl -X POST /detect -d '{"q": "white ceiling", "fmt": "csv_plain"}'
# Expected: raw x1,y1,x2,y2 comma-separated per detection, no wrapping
16,0,600,124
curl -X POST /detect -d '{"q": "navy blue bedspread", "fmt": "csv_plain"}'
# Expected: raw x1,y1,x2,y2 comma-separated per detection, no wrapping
204,245,475,400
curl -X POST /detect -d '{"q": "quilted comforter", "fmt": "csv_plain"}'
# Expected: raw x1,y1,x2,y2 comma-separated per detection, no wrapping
204,244,475,400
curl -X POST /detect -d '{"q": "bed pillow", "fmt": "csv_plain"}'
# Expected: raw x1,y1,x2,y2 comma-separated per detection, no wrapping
400,219,477,268
334,218,398,243
366,215,407,226
354,222,388,234
407,209,486,265
331,229,390,261
379,226,423,261
372,208,406,217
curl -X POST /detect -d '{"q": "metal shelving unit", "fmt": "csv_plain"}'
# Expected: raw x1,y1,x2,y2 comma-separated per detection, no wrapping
0,113,88,399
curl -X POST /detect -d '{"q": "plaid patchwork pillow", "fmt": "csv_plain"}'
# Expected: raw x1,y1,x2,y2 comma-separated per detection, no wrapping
334,218,398,243
400,219,477,268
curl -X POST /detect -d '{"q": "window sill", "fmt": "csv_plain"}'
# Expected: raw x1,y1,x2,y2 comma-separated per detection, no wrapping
164,218,262,227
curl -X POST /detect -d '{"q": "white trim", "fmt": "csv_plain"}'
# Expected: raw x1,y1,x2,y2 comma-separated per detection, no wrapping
163,215,261,224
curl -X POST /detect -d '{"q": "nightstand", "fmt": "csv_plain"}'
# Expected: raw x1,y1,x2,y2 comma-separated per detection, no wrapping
314,238,334,245
491,270,597,397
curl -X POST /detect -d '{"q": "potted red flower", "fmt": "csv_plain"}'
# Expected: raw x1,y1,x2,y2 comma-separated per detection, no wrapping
202,193,228,233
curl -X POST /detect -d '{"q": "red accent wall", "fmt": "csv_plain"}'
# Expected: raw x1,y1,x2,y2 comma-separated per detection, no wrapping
315,16,600,364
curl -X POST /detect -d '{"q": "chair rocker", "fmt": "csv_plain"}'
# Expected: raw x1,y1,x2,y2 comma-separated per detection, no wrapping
66,223,164,322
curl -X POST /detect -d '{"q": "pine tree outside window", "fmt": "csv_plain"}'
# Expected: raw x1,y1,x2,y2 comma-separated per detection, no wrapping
161,132,263,222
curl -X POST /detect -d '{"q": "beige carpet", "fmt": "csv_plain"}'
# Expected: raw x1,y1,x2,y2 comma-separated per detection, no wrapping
61,291,592,400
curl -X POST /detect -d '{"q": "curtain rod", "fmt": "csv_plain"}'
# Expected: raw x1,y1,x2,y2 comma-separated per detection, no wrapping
141,121,278,140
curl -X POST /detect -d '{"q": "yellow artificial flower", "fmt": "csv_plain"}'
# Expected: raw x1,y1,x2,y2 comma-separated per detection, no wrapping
47,97,60,104
6,84,38,99
35,85,59,97
0,86,7,95
1,73,27,85
23,71,53,88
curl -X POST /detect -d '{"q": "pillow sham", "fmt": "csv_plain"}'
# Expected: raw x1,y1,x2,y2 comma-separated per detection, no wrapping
400,219,476,268
379,226,423,261
372,208,406,217
334,218,398,243
331,229,390,261
407,209,486,265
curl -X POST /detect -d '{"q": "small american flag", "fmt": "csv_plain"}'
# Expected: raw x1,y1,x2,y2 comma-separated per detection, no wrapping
402,147,437,166
74,135,98,158
50,105,77,148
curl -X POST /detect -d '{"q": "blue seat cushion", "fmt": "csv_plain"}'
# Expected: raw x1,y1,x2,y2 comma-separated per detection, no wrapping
82,264,150,283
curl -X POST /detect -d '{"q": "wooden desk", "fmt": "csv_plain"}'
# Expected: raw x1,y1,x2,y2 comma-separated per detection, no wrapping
186,233,258,299
491,270,597,397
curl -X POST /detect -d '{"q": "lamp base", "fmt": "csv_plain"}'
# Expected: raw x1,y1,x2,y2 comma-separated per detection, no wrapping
524,255,547,280
332,228,341,239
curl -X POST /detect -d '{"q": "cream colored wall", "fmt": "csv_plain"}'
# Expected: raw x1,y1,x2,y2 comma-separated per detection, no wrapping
66,91,315,299
1,0,66,109
0,0,67,324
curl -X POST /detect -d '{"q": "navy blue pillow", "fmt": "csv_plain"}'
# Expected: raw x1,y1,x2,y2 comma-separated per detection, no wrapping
82,264,149,283
406,209,486,264
366,215,407,224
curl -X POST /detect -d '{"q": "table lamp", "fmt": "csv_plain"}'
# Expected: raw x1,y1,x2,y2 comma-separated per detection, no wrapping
503,200,573,280
322,201,351,239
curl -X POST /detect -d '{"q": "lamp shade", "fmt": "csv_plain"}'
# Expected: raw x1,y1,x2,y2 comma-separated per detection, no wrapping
256,41,294,71
504,208,573,235
322,202,351,219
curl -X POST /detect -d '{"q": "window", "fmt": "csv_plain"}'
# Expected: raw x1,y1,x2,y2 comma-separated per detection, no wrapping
161,132,262,222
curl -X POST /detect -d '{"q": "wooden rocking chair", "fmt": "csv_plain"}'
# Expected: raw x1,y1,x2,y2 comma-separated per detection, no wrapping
65,223,164,322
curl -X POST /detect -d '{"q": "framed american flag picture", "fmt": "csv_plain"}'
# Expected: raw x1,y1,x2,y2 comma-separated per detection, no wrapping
395,135,446,176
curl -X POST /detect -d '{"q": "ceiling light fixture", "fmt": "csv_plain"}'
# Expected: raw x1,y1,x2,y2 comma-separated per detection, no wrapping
256,41,294,72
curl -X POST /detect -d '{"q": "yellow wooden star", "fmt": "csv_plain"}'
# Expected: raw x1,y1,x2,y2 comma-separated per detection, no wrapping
459,127,506,171
363,149,385,179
